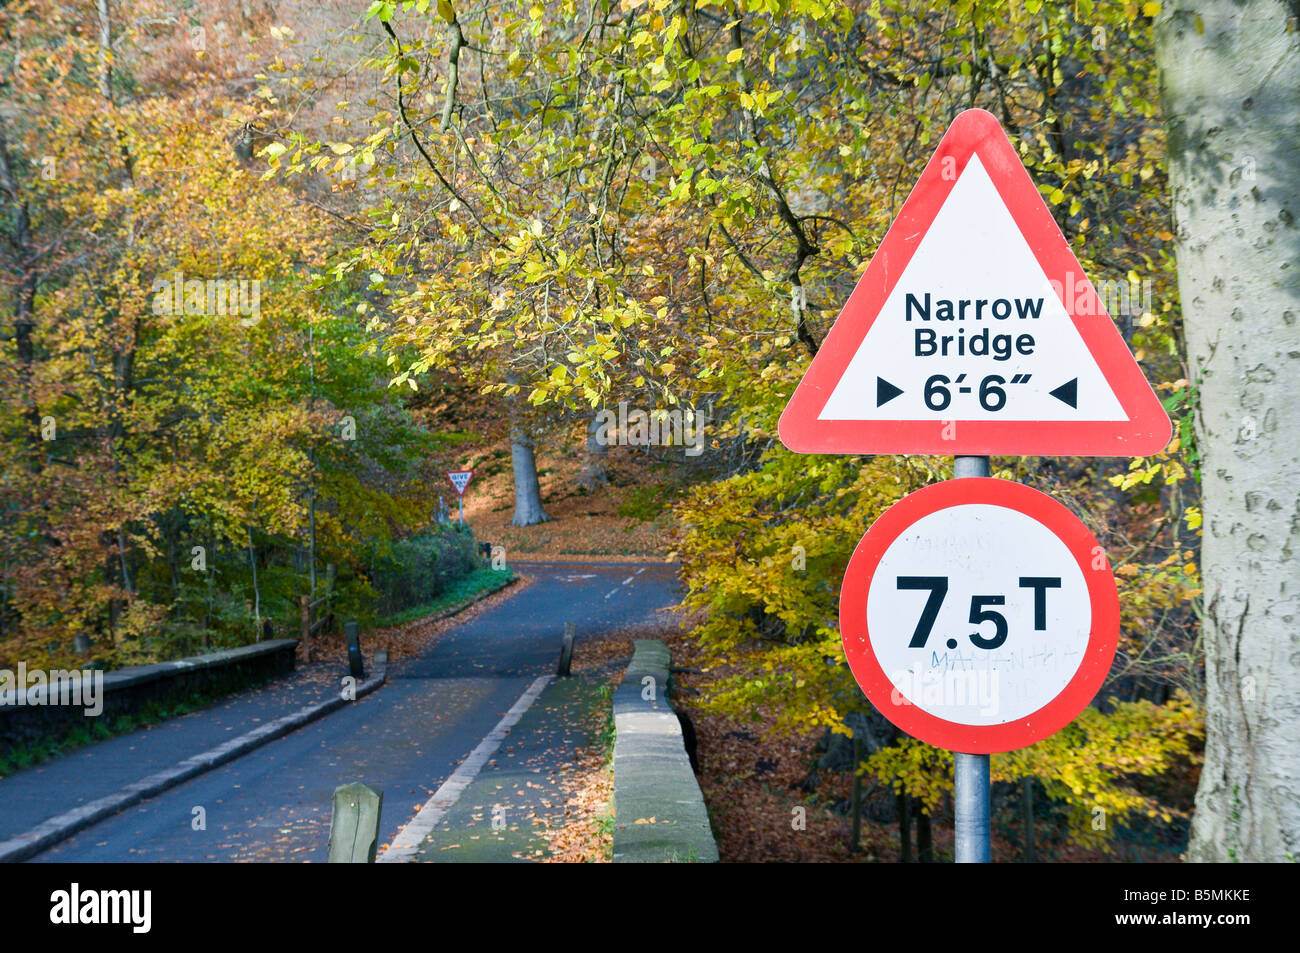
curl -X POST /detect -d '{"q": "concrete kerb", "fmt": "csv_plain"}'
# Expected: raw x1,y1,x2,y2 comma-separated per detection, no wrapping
0,572,520,863
612,639,718,863
420,572,518,625
372,571,517,633
0,655,388,864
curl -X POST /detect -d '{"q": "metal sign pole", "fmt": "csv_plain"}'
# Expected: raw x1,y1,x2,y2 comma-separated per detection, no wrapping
458,494,464,526
953,454,991,863
954,751,990,862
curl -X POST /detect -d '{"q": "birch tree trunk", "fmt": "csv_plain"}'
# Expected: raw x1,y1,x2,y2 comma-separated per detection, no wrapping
1155,0,1300,862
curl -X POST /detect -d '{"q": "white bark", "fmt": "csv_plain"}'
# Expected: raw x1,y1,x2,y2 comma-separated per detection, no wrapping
1155,0,1300,862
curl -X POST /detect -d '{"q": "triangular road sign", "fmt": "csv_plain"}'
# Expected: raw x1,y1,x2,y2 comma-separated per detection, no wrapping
447,470,473,495
778,109,1171,457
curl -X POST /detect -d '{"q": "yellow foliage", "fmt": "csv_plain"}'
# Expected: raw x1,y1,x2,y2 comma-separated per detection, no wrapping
864,695,1202,848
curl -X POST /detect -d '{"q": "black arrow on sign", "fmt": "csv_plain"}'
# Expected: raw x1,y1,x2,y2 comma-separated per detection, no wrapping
1049,378,1078,409
877,377,904,407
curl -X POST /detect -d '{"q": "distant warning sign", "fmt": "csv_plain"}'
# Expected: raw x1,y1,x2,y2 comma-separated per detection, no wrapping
840,478,1118,753
779,108,1170,457
447,470,473,496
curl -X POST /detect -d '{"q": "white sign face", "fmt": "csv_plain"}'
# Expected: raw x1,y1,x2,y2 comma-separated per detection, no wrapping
865,503,1090,726
447,470,473,495
842,477,1119,753
819,156,1125,424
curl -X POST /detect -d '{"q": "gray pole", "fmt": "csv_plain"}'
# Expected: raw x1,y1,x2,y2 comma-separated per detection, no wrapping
458,495,464,526
955,752,991,862
953,454,991,863
953,455,989,480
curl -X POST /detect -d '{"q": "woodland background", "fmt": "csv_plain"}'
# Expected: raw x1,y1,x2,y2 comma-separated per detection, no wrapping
1,0,1294,861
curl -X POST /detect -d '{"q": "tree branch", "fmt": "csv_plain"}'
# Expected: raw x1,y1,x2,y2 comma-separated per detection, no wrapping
380,18,499,243
439,5,465,131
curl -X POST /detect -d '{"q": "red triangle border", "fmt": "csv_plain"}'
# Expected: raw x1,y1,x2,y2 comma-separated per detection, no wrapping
778,109,1171,457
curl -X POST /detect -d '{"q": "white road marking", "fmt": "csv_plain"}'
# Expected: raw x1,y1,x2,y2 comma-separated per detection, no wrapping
604,588,619,599
621,576,634,586
635,568,646,575
377,674,553,863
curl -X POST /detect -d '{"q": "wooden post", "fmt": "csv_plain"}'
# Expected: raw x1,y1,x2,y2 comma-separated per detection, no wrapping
345,620,364,679
557,621,576,676
300,595,311,662
327,782,383,863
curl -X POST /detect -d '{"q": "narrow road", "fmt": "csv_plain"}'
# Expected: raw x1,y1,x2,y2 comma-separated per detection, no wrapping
27,561,678,862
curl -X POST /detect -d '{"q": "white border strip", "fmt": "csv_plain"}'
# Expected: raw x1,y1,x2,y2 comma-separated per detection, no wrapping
377,674,553,863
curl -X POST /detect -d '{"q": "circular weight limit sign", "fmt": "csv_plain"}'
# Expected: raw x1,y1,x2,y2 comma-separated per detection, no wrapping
841,478,1118,753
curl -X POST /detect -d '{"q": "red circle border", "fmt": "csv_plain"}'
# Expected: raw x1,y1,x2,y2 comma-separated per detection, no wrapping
840,478,1118,754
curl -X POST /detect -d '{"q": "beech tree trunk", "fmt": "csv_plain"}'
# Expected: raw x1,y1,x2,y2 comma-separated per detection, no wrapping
510,424,550,527
1155,0,1300,862
578,411,610,491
